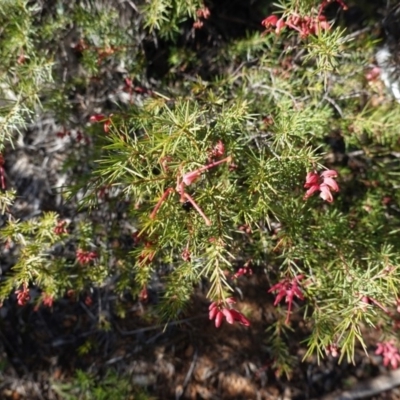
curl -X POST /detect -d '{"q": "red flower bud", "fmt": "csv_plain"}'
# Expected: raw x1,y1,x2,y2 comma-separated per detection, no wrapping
215,311,223,328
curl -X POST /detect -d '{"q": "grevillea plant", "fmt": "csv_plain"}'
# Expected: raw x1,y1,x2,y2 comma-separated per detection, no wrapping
2,0,400,379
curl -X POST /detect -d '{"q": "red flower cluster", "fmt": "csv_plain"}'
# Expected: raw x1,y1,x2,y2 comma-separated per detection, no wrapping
268,274,304,324
54,220,67,235
261,15,286,35
325,343,339,358
232,260,253,279
209,140,225,160
193,6,210,29
89,114,112,133
76,249,97,265
365,66,381,82
375,341,400,369
238,224,252,234
262,0,347,38
139,286,148,302
15,284,30,306
42,293,54,308
196,6,210,19
209,298,250,328
262,13,330,37
181,247,191,261
304,170,339,203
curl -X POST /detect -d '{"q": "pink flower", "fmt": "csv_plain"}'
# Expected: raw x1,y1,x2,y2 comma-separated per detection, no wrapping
180,156,232,187
320,169,338,179
232,260,253,279
365,66,381,82
89,114,106,123
181,247,191,261
54,220,67,235
76,249,97,265
196,7,210,19
319,184,334,202
139,286,148,302
230,309,251,326
209,140,225,159
325,343,340,358
268,275,304,324
209,298,250,328
182,169,202,186
89,114,112,133
261,15,278,28
304,169,339,203
274,18,286,34
193,20,204,29
42,293,54,308
376,341,400,369
305,171,319,186
15,284,30,306
261,15,286,34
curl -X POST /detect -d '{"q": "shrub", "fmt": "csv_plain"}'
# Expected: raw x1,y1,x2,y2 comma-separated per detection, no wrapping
2,0,400,378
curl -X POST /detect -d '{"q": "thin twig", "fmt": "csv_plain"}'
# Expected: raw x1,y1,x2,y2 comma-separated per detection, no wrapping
114,314,207,336
176,349,198,400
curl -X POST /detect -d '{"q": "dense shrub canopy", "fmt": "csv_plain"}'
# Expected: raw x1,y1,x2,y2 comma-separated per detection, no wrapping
2,0,400,391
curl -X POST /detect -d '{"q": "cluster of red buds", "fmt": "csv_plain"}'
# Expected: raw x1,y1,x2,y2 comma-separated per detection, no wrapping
268,274,305,324
15,284,30,306
17,53,26,65
232,260,253,279
376,341,400,369
181,246,191,262
76,249,97,265
365,66,381,82
89,114,113,133
139,286,148,302
262,13,330,37
42,293,54,308
238,224,252,234
208,140,225,161
262,0,347,38
304,169,339,203
193,6,210,29
209,297,250,328
54,220,68,235
325,343,339,357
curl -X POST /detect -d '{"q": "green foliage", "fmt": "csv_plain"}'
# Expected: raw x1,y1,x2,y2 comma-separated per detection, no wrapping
52,369,154,400
142,0,203,38
2,0,400,381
